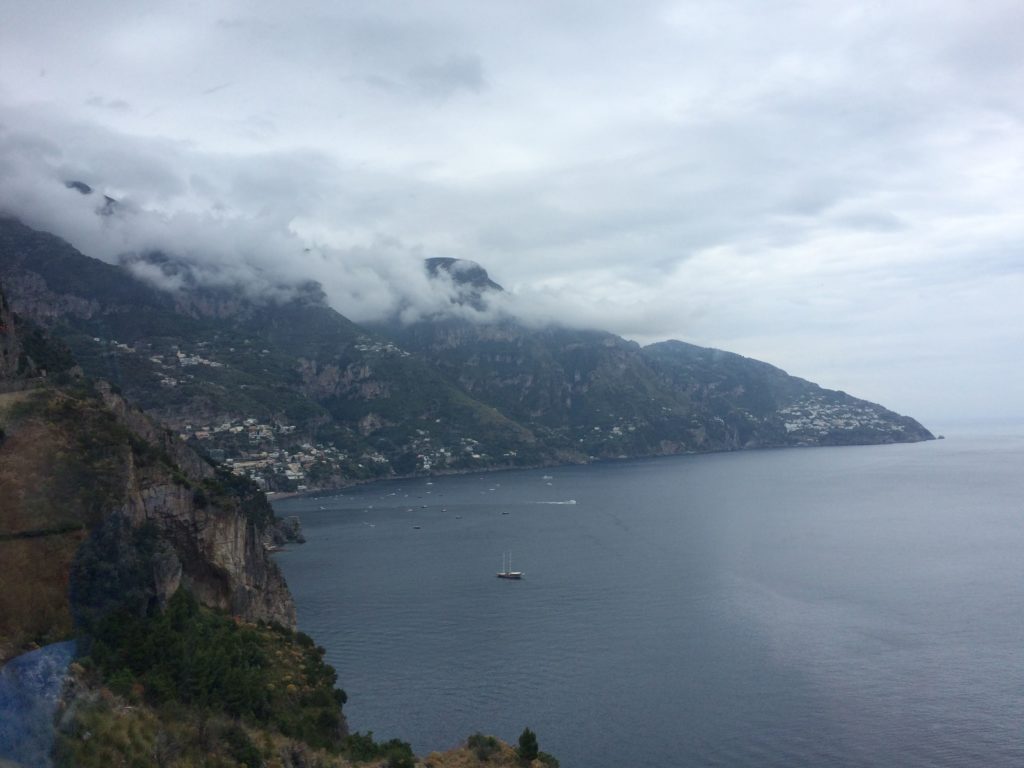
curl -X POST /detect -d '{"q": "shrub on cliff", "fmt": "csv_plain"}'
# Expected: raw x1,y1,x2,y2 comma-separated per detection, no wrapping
468,732,501,761
517,727,539,762
342,731,414,766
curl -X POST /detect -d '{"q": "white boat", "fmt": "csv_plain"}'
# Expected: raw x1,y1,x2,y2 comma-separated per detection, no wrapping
497,551,524,580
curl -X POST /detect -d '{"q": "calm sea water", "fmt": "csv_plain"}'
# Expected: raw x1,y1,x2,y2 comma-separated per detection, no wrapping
274,429,1024,767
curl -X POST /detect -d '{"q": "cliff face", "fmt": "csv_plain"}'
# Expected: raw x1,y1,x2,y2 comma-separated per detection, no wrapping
0,288,20,380
111,448,296,627
92,382,296,626
1,284,294,661
59,385,298,632
2,280,342,768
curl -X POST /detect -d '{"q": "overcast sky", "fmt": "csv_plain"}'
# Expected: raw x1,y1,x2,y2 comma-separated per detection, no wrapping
1,0,1022,426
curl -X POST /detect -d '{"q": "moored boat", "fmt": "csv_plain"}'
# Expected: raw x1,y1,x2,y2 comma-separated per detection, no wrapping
497,551,524,579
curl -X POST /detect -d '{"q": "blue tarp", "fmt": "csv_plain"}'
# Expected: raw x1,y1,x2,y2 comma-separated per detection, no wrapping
0,641,76,767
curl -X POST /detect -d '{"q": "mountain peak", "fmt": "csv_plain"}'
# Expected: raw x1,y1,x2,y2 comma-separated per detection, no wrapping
424,257,503,312
119,250,328,318
425,257,503,292
65,179,119,216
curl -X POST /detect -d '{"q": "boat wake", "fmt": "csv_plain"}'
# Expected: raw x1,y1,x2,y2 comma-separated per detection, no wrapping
536,499,577,505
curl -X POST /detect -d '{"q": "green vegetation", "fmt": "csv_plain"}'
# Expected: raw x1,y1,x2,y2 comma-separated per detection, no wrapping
81,589,346,749
54,690,346,768
16,316,77,378
342,732,415,767
468,732,501,761
516,728,538,762
512,728,558,767
198,467,277,529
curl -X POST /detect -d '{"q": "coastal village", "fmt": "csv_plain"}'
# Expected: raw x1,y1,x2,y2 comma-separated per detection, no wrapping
179,416,502,492
778,394,906,439
92,334,525,490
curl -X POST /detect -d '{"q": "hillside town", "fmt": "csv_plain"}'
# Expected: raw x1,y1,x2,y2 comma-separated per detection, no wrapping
179,416,513,492
778,394,905,439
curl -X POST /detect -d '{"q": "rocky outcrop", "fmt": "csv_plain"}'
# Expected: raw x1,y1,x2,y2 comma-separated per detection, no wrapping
114,465,296,627
425,257,504,310
79,379,298,626
68,471,297,636
1,280,296,642
63,443,297,636
266,515,306,548
0,286,19,380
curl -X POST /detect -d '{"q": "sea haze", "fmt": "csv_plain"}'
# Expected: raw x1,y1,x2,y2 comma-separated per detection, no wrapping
274,430,1024,767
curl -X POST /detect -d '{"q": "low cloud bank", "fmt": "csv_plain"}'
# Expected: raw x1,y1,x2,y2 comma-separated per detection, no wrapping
0,109,503,324
0,107,697,335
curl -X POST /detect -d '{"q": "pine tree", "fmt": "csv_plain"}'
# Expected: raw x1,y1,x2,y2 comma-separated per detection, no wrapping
517,727,539,762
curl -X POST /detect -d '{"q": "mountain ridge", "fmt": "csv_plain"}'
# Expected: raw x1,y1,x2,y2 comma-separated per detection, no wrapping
0,217,932,493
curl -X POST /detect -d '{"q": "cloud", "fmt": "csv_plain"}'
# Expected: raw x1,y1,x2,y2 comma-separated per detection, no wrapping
0,105,498,323
85,96,131,111
0,0,1022,421
410,54,486,98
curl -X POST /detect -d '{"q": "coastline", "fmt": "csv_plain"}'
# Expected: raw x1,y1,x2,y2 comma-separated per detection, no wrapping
264,432,938,502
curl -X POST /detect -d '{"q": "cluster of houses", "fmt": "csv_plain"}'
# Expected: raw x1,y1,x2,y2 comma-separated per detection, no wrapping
405,430,511,472
352,340,410,357
180,417,510,491
779,395,899,435
183,417,296,445
180,418,337,490
92,336,228,388
90,334,517,489
151,348,226,387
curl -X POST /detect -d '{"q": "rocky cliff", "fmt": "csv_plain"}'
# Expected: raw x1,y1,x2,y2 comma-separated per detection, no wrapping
0,288,21,381
0,282,294,662
92,382,295,626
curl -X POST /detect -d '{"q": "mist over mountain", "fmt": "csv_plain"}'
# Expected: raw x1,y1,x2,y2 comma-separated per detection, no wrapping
0,150,776,352
0,216,932,494
0,153,493,326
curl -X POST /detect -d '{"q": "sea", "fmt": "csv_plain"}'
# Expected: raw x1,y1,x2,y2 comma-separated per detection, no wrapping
273,426,1024,768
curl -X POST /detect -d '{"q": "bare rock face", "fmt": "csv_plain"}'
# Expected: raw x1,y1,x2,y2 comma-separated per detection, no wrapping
70,472,297,632
2,278,297,674
0,285,20,380
115,443,296,627
0,270,102,324
52,382,298,632
69,379,299,626
266,516,305,548
94,381,213,481
150,542,183,611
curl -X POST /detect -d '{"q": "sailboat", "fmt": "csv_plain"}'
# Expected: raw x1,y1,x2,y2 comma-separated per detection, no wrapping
497,551,524,580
